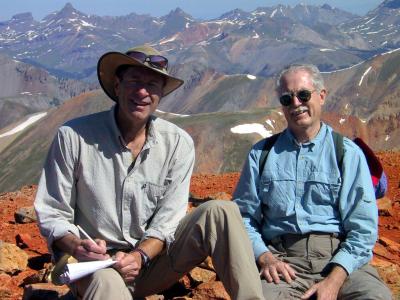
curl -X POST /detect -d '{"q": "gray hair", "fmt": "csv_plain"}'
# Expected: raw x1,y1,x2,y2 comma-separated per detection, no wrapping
276,63,325,92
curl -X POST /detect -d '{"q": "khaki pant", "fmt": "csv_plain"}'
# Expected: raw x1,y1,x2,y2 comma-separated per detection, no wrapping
72,201,264,300
261,233,392,300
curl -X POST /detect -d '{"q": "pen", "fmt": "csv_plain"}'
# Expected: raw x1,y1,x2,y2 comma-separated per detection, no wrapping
77,225,96,244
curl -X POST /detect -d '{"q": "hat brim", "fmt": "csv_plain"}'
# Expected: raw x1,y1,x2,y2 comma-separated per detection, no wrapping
97,52,184,102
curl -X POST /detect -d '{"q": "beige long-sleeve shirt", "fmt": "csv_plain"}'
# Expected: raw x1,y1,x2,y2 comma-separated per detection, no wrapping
34,106,195,256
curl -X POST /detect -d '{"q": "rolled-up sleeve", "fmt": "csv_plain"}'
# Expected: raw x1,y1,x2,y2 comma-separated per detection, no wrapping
233,142,269,260
330,139,378,274
141,134,195,249
34,127,80,254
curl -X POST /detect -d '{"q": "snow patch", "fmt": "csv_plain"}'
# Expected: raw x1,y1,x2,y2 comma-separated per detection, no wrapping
159,34,178,45
230,123,272,138
81,20,96,28
0,112,47,138
247,74,256,80
320,48,335,52
339,118,346,124
156,109,190,117
365,16,377,25
270,9,278,18
385,135,390,141
359,66,372,86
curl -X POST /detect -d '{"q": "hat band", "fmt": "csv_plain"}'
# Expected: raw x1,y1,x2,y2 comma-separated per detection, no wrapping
126,51,168,71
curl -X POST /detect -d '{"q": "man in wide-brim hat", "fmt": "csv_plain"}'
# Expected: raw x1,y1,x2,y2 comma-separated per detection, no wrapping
34,45,265,299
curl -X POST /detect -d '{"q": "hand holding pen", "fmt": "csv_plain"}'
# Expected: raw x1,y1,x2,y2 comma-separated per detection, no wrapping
73,225,109,262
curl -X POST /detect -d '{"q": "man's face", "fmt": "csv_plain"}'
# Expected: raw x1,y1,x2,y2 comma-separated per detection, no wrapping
279,69,326,135
114,67,164,124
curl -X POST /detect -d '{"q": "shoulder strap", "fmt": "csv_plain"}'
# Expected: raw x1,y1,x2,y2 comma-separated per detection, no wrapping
331,131,344,178
259,133,281,176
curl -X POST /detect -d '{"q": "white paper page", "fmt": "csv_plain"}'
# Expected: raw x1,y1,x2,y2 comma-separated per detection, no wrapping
60,259,116,284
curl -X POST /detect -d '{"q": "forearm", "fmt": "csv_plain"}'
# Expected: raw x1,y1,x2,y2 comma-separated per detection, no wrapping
135,237,165,259
53,233,81,256
326,264,347,286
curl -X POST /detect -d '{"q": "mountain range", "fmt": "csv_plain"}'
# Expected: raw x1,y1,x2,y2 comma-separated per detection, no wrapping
0,46,399,192
1,1,399,82
0,0,400,192
0,53,93,129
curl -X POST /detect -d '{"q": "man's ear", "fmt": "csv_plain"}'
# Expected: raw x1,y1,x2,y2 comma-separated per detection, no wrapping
319,89,327,105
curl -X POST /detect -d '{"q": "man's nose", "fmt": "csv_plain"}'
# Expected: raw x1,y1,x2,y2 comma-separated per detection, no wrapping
291,94,303,106
136,86,150,96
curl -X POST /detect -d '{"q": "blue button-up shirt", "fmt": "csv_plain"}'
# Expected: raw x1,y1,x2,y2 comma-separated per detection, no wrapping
234,123,377,275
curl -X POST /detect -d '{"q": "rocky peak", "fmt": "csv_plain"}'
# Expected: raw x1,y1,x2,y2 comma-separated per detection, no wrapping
54,2,86,20
321,4,334,10
219,8,250,20
380,0,400,9
11,12,34,22
165,7,193,20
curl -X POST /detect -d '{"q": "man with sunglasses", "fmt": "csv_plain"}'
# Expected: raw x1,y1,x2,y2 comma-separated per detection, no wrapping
234,64,391,299
35,45,264,299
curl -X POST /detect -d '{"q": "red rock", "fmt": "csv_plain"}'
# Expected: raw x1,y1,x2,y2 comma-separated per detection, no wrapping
373,243,398,261
206,192,232,201
0,288,12,299
145,295,165,300
15,206,37,224
16,233,34,249
374,263,400,286
0,273,12,287
379,236,400,253
22,283,72,300
199,256,214,271
178,274,192,290
189,267,216,283
0,242,28,274
192,281,230,300
378,197,393,216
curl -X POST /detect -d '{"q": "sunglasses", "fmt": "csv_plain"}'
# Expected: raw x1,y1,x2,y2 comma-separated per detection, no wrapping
126,51,168,70
279,89,316,106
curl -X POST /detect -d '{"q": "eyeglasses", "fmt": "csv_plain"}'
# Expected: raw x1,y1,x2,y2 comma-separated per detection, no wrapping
279,89,316,106
126,51,168,70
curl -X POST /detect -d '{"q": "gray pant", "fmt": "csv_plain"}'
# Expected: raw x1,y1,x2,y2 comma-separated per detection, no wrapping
261,233,392,300
72,201,264,300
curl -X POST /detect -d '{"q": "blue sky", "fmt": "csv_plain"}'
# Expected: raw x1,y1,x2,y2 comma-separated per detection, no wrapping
0,0,383,21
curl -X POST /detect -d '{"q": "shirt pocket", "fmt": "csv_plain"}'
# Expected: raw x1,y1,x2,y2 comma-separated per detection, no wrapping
139,182,167,227
260,176,294,216
305,171,341,206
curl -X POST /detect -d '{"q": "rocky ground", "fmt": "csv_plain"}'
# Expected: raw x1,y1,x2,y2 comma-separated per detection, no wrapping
0,151,399,300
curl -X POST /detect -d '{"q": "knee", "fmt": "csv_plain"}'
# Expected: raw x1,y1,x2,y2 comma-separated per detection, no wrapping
90,268,126,292
198,200,239,217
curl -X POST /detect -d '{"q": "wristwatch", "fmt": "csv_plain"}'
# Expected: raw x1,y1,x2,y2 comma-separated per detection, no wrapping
133,248,151,268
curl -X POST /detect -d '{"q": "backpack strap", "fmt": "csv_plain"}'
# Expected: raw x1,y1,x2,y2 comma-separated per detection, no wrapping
331,131,344,178
259,133,281,176
259,131,344,178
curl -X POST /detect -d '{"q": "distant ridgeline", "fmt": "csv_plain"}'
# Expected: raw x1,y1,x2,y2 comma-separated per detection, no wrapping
0,1,399,192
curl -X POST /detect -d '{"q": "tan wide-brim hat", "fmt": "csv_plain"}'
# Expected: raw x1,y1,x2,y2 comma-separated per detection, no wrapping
97,44,184,102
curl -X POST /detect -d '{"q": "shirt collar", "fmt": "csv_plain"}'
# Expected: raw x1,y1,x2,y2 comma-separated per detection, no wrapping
284,122,327,151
